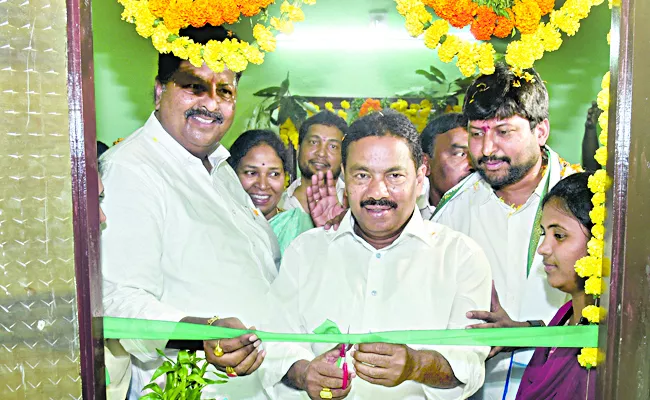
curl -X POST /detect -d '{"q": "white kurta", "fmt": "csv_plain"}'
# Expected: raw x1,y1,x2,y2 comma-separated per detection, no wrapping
258,209,492,400
101,113,280,400
278,176,346,212
431,147,576,400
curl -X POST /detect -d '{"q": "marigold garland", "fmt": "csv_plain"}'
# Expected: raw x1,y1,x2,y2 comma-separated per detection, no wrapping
575,27,613,367
118,0,315,74
396,0,605,76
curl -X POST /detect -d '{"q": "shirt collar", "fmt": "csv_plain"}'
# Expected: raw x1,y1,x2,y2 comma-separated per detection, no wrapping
332,205,432,249
142,111,229,168
285,177,303,197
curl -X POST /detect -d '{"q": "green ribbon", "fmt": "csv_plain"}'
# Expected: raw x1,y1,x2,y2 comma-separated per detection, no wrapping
103,317,598,348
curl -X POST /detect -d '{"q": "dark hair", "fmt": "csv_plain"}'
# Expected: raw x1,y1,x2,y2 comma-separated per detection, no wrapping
97,141,109,158
463,63,548,128
157,25,242,85
298,111,348,145
542,172,595,233
342,109,422,168
420,113,467,156
227,129,289,172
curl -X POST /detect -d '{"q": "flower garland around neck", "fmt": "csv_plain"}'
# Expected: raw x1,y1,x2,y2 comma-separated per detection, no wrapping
574,27,614,369
395,0,605,77
118,0,316,74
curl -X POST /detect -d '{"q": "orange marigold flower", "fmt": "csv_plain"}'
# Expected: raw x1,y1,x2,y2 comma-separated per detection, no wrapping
220,0,241,24
163,0,193,31
427,0,477,28
513,0,542,34
239,0,273,17
470,6,497,40
187,0,210,28
359,98,382,117
535,0,555,16
494,9,515,38
148,0,170,18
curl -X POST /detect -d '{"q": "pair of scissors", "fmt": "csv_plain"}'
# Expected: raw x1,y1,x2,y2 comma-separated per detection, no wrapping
338,327,352,390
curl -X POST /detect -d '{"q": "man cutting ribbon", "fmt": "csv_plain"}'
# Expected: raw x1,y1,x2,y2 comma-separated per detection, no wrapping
257,110,492,399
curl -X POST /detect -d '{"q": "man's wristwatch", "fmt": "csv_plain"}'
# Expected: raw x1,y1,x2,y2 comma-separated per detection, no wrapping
527,320,544,327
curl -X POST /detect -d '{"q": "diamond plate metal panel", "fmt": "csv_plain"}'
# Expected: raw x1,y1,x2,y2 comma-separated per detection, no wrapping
0,0,82,398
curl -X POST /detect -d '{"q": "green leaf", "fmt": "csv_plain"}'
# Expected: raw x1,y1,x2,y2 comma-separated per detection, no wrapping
429,65,447,81
177,351,190,365
278,73,290,98
188,373,207,385
265,99,282,112
143,382,164,396
139,393,163,400
151,361,175,381
211,371,230,380
253,86,281,97
416,69,442,83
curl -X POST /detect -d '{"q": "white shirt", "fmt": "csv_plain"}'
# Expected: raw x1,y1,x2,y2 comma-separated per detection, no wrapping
101,113,280,400
258,209,492,400
431,147,577,400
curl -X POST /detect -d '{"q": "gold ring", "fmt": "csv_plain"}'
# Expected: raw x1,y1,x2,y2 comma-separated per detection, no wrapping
319,388,332,399
226,366,238,377
213,340,224,357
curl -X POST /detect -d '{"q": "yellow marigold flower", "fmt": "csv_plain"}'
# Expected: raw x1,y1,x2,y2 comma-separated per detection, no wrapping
414,4,433,23
477,42,495,75
535,23,563,52
588,169,611,193
395,0,419,15
505,40,536,71
596,88,609,111
303,0,316,4
420,106,432,115
340,100,350,110
601,71,610,90
521,33,544,60
577,348,599,368
325,102,335,112
253,24,277,52
591,223,605,240
598,111,608,131
420,99,432,108
512,0,542,34
594,146,608,167
550,9,580,36
456,42,478,77
280,0,292,13
423,19,449,49
203,40,227,72
405,12,425,37
585,276,604,296
171,39,190,60
582,305,606,324
588,237,605,258
271,17,294,34
609,0,620,8
337,110,348,120
151,24,174,53
134,4,157,38
607,30,611,44
409,103,421,110
241,43,265,65
186,42,203,67
405,109,418,116
590,205,606,225
438,35,462,63
591,191,606,207
288,7,305,22
599,131,608,146
565,0,591,19
574,255,601,278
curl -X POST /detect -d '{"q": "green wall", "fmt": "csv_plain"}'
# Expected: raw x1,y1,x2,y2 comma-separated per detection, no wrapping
92,1,610,163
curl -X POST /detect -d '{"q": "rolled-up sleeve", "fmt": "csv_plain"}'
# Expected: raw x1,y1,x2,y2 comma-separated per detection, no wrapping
257,241,315,399
101,161,186,361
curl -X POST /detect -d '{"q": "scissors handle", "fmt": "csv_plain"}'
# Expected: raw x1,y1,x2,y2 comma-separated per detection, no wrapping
340,344,349,389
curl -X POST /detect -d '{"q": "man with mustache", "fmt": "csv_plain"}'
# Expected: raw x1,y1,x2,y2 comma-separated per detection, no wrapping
279,111,348,214
100,25,278,399
258,110,492,400
431,64,579,399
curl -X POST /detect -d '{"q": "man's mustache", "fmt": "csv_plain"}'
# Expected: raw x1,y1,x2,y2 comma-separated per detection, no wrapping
185,108,224,124
477,155,511,165
360,198,398,209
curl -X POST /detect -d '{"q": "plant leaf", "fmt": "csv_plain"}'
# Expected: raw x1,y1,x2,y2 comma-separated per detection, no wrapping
253,86,281,97
188,373,207,385
151,362,176,381
278,73,290,98
177,350,190,365
416,69,442,83
139,393,163,400
429,65,447,81
143,382,164,395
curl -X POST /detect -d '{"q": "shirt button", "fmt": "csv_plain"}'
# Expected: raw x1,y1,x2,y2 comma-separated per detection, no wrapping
371,290,377,296
375,253,381,259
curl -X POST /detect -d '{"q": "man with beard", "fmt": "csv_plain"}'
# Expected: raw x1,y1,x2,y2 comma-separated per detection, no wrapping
100,26,278,399
419,113,474,219
258,110,492,400
279,111,348,213
431,64,579,399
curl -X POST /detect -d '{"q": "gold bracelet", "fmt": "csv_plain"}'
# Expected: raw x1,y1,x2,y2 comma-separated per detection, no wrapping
207,316,220,326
